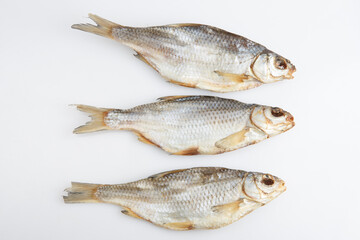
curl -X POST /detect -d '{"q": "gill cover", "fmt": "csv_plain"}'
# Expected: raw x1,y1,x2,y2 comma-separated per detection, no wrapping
250,106,294,137
242,172,286,204
251,51,296,83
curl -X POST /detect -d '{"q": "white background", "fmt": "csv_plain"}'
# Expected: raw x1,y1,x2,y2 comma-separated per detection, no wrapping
0,0,359,239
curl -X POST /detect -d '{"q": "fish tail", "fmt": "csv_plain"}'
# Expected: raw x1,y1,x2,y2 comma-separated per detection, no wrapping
71,14,123,39
63,182,101,203
73,104,111,134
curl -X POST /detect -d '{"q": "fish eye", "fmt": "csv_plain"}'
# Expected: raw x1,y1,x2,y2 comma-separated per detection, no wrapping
261,175,275,186
275,57,287,70
271,107,284,117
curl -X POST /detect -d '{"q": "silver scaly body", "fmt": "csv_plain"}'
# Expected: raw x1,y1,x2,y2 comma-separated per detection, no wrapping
72,14,296,92
64,167,286,230
74,96,295,155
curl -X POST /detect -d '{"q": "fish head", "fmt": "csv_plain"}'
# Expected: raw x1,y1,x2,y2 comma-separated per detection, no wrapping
251,51,296,83
242,172,286,204
250,106,295,137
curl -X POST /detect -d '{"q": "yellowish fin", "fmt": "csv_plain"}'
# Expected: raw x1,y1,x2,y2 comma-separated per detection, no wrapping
73,105,110,134
214,71,252,83
215,127,266,150
148,169,187,179
63,182,101,203
168,79,197,88
132,131,159,147
166,23,201,28
212,199,244,214
71,14,122,39
157,96,191,101
121,208,144,220
134,52,159,72
163,221,194,231
172,147,199,155
215,128,249,149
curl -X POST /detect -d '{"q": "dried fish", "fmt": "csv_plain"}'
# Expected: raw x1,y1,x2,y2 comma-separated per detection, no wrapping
72,14,296,92
73,96,295,155
64,167,286,230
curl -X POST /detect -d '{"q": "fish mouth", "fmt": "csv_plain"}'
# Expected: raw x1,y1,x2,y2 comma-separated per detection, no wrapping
279,180,287,193
284,121,295,131
278,120,295,134
285,112,295,129
271,180,287,198
285,64,296,79
286,113,295,122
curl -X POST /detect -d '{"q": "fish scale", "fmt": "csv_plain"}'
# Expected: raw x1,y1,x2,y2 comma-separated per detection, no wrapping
106,97,251,153
96,168,242,221
113,25,260,87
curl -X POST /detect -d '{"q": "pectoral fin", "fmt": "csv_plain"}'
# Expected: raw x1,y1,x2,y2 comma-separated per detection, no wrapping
163,221,194,231
215,127,267,150
214,71,253,83
212,199,244,214
215,128,249,149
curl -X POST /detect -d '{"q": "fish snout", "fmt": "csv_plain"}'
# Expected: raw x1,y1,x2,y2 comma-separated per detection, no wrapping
286,113,294,122
279,180,287,192
285,112,295,128
286,64,296,79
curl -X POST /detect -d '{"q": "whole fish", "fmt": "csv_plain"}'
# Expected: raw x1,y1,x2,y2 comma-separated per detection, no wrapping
72,14,296,92
64,167,286,230
74,96,294,155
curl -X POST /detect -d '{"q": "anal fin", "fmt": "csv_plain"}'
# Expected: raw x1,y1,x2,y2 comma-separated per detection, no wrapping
172,147,199,155
132,131,159,147
134,52,159,72
168,79,197,88
163,221,194,231
121,208,144,220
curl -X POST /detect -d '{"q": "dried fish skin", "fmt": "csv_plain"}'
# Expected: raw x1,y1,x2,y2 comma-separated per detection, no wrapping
73,96,295,155
72,14,296,92
64,167,286,230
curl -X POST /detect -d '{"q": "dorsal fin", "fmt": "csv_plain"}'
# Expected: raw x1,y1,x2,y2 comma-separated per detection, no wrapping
148,169,188,179
166,23,202,28
157,96,191,101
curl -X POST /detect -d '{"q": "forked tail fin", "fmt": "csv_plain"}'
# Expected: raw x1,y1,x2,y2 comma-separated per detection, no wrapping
71,14,123,39
73,104,110,134
63,182,101,203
